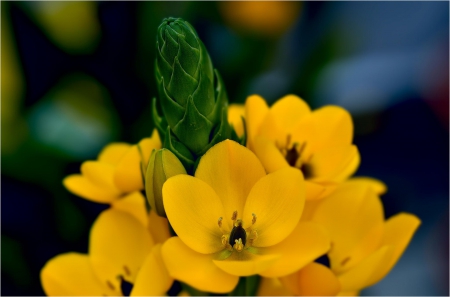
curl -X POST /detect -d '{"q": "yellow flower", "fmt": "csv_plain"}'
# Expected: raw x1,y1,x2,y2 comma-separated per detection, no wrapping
258,262,341,296
245,95,360,200
63,130,160,203
219,1,302,38
309,178,420,293
41,193,172,296
161,140,330,293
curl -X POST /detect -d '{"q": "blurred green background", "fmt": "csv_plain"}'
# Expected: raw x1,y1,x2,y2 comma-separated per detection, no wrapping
1,1,448,295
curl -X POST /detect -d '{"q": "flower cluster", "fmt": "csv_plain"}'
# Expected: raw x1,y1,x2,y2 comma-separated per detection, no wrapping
41,18,419,296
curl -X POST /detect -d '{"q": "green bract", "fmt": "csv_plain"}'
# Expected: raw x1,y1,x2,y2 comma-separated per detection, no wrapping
153,17,234,172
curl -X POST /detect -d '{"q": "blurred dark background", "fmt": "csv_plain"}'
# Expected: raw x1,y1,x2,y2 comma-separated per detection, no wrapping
1,1,448,295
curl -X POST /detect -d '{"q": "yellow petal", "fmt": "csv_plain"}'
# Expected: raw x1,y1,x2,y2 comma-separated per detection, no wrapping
308,106,353,151
112,191,148,227
349,177,387,195
63,174,120,203
162,237,239,293
365,213,421,286
280,262,341,296
163,175,225,254
259,222,330,277
243,167,305,247
40,253,118,296
257,95,310,146
228,104,246,138
137,132,162,177
81,161,121,193
147,209,171,245
195,140,266,230
89,209,153,289
309,145,359,182
300,199,323,222
312,182,384,273
131,244,172,296
98,142,132,165
114,145,144,193
245,95,269,149
252,136,289,173
337,246,394,292
257,277,292,296
305,181,337,201
213,252,281,277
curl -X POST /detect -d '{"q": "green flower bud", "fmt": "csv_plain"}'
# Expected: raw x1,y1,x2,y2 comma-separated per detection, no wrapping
145,148,187,217
153,17,232,170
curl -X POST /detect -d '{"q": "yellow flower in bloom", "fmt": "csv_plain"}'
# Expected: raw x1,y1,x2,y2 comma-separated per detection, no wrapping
64,130,160,203
41,193,172,296
309,178,420,294
161,140,330,293
245,95,360,200
258,262,341,296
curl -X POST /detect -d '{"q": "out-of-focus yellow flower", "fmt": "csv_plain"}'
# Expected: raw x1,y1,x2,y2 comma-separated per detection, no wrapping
63,130,161,203
41,194,172,296
1,6,28,154
258,262,341,296
245,95,360,200
219,1,302,38
30,1,101,54
309,178,420,294
161,140,330,293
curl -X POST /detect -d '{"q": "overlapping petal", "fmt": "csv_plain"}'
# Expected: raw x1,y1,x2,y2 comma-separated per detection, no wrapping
259,222,330,277
195,140,266,229
63,174,120,203
213,253,281,277
131,244,173,296
245,95,269,149
162,237,239,293
228,103,245,137
280,262,341,296
163,174,225,254
40,253,118,296
89,209,153,289
243,167,305,247
111,191,148,227
312,181,384,272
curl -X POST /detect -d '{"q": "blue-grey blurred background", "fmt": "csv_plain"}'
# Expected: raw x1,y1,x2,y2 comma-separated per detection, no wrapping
1,1,448,295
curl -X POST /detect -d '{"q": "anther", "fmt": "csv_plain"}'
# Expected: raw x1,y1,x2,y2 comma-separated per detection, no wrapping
106,280,115,291
218,217,223,228
231,210,238,221
221,234,229,247
252,213,257,225
123,265,130,276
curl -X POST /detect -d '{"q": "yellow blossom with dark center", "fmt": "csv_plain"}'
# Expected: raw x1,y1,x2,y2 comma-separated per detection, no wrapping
161,140,330,293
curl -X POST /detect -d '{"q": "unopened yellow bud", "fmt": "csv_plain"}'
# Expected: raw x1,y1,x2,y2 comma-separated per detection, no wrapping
145,148,187,217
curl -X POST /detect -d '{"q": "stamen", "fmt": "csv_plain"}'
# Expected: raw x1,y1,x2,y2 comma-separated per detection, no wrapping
218,217,223,228
106,280,115,291
248,229,258,246
286,134,292,148
341,257,351,266
221,234,229,246
123,265,130,276
233,238,244,252
231,210,238,222
251,213,257,225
